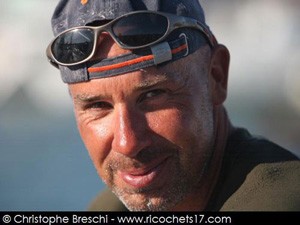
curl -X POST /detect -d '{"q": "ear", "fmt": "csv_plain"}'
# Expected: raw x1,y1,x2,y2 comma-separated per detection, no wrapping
209,44,230,106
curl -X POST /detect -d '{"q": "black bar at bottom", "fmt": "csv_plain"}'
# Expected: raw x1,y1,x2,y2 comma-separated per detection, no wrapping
0,212,299,225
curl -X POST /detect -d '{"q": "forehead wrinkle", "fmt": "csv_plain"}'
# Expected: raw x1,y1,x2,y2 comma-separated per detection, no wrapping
135,67,188,91
134,73,169,90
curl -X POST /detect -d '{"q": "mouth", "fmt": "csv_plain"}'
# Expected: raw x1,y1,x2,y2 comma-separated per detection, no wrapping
118,157,170,189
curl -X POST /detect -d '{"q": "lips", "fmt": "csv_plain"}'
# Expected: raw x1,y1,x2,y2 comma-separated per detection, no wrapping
118,157,169,189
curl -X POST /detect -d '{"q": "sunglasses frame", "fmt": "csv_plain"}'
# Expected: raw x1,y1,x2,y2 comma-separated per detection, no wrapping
46,10,216,68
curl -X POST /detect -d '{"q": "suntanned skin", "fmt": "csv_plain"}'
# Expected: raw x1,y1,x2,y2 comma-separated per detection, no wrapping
69,34,231,211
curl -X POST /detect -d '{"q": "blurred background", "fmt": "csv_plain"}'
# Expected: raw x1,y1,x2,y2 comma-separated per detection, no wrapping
0,0,299,210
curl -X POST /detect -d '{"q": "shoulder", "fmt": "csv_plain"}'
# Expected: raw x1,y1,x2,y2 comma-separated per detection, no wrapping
212,128,300,211
221,160,300,211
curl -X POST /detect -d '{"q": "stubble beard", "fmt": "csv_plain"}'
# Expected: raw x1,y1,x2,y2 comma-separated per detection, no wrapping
111,158,193,211
109,140,214,211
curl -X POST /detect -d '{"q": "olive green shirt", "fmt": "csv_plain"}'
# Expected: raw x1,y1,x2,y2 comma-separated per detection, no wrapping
88,128,300,211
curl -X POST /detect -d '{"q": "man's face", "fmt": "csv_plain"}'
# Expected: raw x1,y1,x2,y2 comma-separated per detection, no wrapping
69,40,215,211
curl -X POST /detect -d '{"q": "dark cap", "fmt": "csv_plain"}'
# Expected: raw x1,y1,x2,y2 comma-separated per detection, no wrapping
50,0,214,83
52,0,207,36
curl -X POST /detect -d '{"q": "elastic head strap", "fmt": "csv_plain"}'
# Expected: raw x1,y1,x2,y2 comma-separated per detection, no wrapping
87,34,188,80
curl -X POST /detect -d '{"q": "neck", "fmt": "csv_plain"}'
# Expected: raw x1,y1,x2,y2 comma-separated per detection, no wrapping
172,105,233,211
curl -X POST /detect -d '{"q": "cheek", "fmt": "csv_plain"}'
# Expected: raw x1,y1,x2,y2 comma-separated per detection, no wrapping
76,117,112,175
148,107,214,178
147,108,199,147
148,100,214,164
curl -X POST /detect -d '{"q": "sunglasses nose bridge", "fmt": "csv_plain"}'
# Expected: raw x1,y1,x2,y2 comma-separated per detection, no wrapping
93,25,128,51
94,25,116,44
89,25,131,62
94,26,107,42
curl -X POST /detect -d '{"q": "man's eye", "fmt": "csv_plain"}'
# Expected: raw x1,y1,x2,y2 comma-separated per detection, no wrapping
144,89,166,99
85,101,112,110
138,89,167,104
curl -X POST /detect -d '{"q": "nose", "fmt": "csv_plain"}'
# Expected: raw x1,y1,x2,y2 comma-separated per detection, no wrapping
112,105,151,157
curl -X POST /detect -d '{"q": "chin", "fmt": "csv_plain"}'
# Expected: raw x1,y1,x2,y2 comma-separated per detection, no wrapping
112,182,189,211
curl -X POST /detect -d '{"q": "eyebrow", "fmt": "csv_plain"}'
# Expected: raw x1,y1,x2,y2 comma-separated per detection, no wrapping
73,93,109,104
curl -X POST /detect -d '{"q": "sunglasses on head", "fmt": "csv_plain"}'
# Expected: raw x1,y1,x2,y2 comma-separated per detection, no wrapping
46,10,216,68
